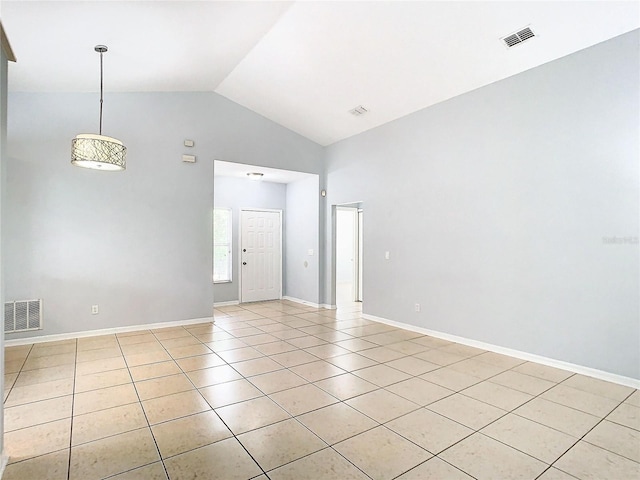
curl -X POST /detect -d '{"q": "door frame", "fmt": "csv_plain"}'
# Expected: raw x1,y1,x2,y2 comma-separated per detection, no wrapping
238,208,283,304
333,202,363,306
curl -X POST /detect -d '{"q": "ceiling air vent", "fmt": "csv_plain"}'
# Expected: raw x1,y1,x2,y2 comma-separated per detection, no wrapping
349,105,368,116
501,26,536,48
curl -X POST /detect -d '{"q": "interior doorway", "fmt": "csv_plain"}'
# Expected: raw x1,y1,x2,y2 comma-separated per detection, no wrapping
336,205,363,306
240,209,282,303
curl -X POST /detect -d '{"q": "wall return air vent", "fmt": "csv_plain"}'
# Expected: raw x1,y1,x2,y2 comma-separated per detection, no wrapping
5,299,43,333
501,26,536,48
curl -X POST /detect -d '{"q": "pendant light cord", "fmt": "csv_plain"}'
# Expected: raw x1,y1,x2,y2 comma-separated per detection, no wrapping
99,50,104,135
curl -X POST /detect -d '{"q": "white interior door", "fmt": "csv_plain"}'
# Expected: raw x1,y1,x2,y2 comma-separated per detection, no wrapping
240,209,282,303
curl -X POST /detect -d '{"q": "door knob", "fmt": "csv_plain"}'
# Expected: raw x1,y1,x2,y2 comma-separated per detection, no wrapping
242,262,247,265
243,249,247,252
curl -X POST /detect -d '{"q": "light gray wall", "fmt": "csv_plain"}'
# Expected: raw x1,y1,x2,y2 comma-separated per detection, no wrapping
213,176,286,303
285,175,320,304
323,30,640,379
5,92,322,338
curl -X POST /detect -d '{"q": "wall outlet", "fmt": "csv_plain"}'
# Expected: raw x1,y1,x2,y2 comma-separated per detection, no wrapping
414,303,421,312
91,305,99,315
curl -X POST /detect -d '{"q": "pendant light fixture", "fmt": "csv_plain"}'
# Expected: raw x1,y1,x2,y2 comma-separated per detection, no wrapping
71,45,126,171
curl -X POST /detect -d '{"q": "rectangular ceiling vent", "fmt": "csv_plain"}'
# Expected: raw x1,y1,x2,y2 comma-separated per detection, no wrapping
501,26,536,48
349,105,369,116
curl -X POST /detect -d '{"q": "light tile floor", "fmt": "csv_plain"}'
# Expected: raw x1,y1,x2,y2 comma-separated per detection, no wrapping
3,300,639,480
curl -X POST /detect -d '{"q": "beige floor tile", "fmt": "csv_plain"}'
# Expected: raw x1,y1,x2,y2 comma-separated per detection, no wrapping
289,360,346,382
29,342,76,358
22,352,76,371
5,394,73,431
297,402,378,445
175,353,225,371
199,378,264,408
269,447,370,480
427,393,506,430
305,343,353,359
5,345,32,362
129,361,181,382
186,364,243,388
385,377,454,406
334,338,378,352
153,327,193,340
489,370,556,396
561,374,635,402
15,364,75,387
109,461,168,480
624,390,640,407
142,389,211,424
120,341,165,356
217,346,264,363
512,362,573,383
387,408,474,454
167,343,212,359
74,368,131,393
287,335,327,349
413,349,472,366
554,441,640,480
386,341,430,356
151,410,232,458
541,384,620,417
271,349,319,367
5,372,18,391
159,335,200,349
386,356,439,376
72,402,148,446
75,356,127,376
241,333,281,346
216,396,290,434
514,397,600,437
352,364,411,387
347,389,419,423
314,373,378,400
396,457,474,479
448,358,506,380
238,418,326,471
440,433,546,480
437,343,485,358
69,427,160,480
314,330,355,342
125,350,172,367
164,437,262,480
135,373,194,400
357,346,405,363
326,352,378,371
6,418,71,464
409,336,451,349
461,381,533,411
233,357,283,377
76,335,118,351
270,383,339,416
5,377,74,406
76,346,122,363
481,413,577,464
584,419,640,462
334,426,431,480
536,467,580,480
206,338,249,352
74,383,139,415
473,351,526,369
2,448,69,480
249,369,308,394
117,333,156,345
5,359,27,374
361,333,403,346
228,326,265,337
607,402,640,430
420,367,482,391
254,340,298,356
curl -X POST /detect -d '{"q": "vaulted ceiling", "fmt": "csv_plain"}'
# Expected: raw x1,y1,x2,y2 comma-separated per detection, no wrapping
2,1,638,145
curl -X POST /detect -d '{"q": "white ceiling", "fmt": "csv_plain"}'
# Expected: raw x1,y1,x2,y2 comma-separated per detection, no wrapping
214,160,316,184
2,1,638,146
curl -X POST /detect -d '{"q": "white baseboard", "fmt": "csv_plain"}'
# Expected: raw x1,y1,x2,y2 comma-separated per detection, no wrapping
4,316,214,347
0,451,9,478
213,300,240,307
283,296,322,309
362,313,640,389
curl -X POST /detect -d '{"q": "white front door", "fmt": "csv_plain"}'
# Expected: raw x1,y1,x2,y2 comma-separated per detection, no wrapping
240,209,282,303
